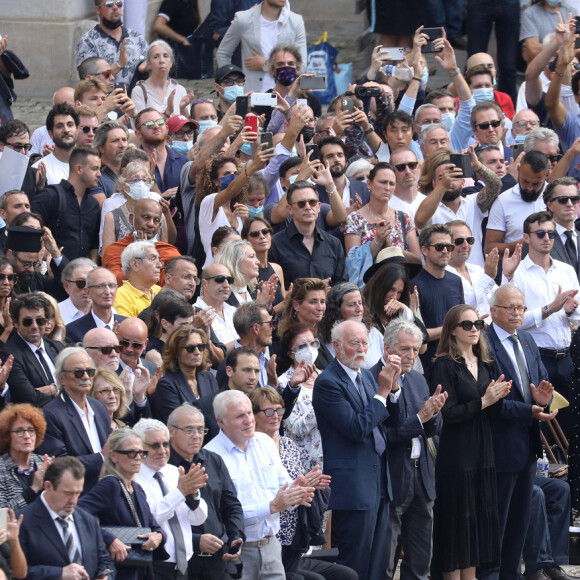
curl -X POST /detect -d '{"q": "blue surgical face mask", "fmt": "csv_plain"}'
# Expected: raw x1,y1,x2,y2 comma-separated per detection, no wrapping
133,229,160,243
223,85,244,103
198,119,218,133
441,112,456,132
545,0,560,5
421,66,429,86
127,181,153,201
171,140,193,155
472,87,495,104
220,173,237,190
241,143,252,156
514,134,526,144
247,204,264,216
289,174,298,184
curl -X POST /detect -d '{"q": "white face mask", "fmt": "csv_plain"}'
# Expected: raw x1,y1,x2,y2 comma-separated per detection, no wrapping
294,346,318,366
126,181,153,201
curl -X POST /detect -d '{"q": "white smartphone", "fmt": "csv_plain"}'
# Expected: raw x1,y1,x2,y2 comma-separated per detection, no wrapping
250,93,278,107
379,47,405,61
296,98,308,108
0,508,7,531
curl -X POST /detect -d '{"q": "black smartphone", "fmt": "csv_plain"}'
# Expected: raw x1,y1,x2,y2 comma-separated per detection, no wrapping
236,95,249,118
305,143,320,160
260,131,274,150
341,98,354,113
512,143,525,159
228,543,240,555
421,27,443,53
449,153,471,178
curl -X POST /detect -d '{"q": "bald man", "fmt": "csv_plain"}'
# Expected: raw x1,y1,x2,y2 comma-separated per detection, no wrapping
83,327,122,370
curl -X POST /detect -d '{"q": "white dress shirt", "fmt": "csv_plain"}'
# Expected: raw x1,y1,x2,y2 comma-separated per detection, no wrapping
204,430,292,542
40,492,83,558
491,322,530,392
68,395,102,453
392,375,423,459
24,337,57,383
446,263,497,317
134,463,207,562
91,309,116,329
336,360,387,406
194,297,238,345
58,298,87,326
507,255,580,348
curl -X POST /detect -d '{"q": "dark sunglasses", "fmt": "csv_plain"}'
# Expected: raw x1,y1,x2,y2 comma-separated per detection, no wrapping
21,317,47,327
475,119,502,130
62,368,97,378
427,243,455,252
118,339,145,349
85,345,123,355
530,229,557,239
457,319,486,331
547,154,563,164
79,126,96,134
293,199,319,209
183,343,209,353
115,449,148,459
145,441,170,450
0,274,15,282
66,279,87,289
7,142,32,152
94,69,114,79
551,195,580,205
99,0,123,7
394,161,419,172
257,408,285,417
248,227,272,238
454,237,475,246
206,275,234,284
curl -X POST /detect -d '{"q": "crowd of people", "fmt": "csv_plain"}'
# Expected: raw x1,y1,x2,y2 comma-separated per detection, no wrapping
2,0,580,579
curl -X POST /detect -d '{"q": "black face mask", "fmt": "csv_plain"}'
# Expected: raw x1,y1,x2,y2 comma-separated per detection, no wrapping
101,16,123,29
299,126,315,144
275,67,297,86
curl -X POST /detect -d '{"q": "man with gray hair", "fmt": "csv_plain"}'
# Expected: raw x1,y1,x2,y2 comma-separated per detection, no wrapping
524,127,560,178
114,240,162,317
373,319,446,580
58,257,97,325
168,404,245,579
205,390,314,580
93,120,129,198
133,418,209,579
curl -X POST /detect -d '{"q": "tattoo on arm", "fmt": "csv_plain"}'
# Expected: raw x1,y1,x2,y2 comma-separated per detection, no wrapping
475,164,502,213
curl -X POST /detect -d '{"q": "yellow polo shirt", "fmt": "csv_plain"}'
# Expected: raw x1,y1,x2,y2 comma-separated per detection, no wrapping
113,280,161,318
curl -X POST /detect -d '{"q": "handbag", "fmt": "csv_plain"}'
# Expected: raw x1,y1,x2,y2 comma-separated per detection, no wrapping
102,526,152,567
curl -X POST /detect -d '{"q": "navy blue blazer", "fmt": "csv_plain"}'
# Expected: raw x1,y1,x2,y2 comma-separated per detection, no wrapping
312,358,391,510
65,311,127,344
485,324,547,472
37,392,112,492
316,176,371,206
17,497,115,580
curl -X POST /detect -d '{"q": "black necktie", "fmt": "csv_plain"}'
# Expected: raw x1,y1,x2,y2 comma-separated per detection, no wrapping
153,471,188,574
354,373,386,455
36,347,54,384
57,517,82,565
564,230,578,269
508,335,532,404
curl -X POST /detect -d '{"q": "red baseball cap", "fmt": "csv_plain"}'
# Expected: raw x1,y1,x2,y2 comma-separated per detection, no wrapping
166,115,198,133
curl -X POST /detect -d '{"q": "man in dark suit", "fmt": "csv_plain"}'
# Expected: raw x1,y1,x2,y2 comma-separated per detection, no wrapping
66,267,126,344
372,320,446,580
17,456,115,580
484,284,559,580
3,292,64,407
37,347,112,492
312,320,399,580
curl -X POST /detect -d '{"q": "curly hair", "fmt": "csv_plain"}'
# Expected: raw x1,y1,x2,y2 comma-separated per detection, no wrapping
0,403,47,453
278,277,327,337
162,326,209,374
195,155,247,205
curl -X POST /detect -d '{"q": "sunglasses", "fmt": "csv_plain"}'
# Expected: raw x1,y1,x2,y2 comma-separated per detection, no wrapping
454,237,475,246
427,243,455,252
530,229,557,239
62,368,97,378
292,199,319,209
138,118,166,130
0,274,15,282
183,343,209,353
257,408,285,417
394,161,419,172
7,142,32,152
290,339,320,353
551,195,580,205
457,319,486,331
475,119,502,130
145,441,170,450
66,279,87,289
79,126,96,134
21,317,47,327
85,345,123,355
115,449,148,459
171,130,195,139
248,227,272,238
206,275,234,284
118,339,145,349
547,154,563,164
99,0,123,7
94,69,114,79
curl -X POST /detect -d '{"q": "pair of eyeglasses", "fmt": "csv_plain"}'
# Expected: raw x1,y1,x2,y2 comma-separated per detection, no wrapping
248,227,272,238
183,343,208,353
7,142,32,152
513,120,539,129
290,339,320,353
394,162,419,172
15,256,41,269
80,126,97,134
172,426,209,436
345,340,369,348
115,449,148,459
256,320,277,329
95,387,123,396
138,118,165,130
457,319,486,331
139,255,163,265
99,1,123,8
94,69,114,79
220,78,245,87
21,317,47,327
118,339,145,350
551,195,580,205
292,199,319,209
66,279,87,289
145,441,170,450
85,345,123,355
547,154,563,164
0,274,15,282
256,408,285,417
475,119,501,130
87,282,118,291
454,237,475,246
62,368,97,379
11,428,36,438
530,229,556,239
170,130,195,139
427,243,454,252
206,275,234,284
495,305,527,313
177,274,200,283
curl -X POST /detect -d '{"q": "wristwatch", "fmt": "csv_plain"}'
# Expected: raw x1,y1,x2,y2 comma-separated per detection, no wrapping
542,305,551,317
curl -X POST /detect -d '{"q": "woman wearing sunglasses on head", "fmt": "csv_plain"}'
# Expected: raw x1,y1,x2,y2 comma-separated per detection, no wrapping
0,256,16,343
431,304,511,579
151,326,219,424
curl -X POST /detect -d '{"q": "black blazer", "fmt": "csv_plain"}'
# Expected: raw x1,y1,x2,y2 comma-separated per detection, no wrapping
17,497,115,580
37,391,112,492
65,311,127,344
2,333,64,407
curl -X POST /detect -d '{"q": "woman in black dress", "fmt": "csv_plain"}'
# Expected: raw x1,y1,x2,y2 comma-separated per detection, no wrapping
431,304,511,578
